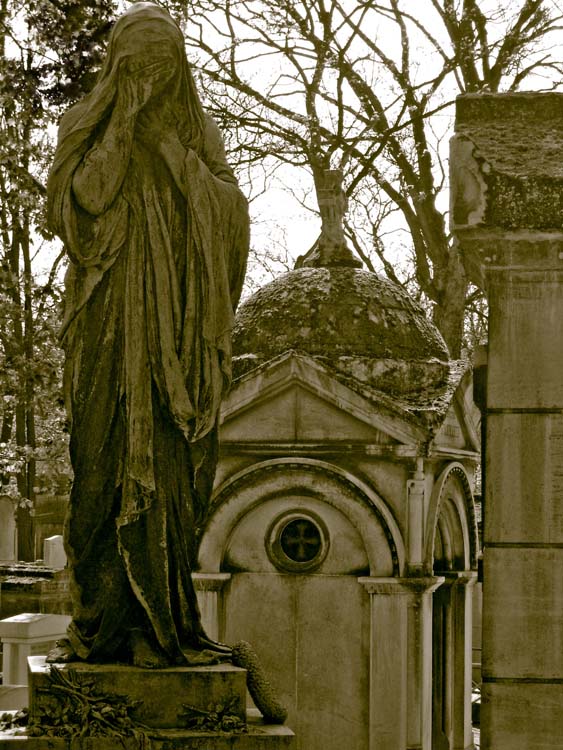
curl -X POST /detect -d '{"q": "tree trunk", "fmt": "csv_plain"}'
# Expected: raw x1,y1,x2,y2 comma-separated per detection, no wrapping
9,215,36,561
432,248,468,359
22,213,36,560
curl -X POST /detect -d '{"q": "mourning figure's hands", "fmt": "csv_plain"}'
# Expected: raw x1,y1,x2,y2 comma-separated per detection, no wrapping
136,102,181,152
117,55,175,119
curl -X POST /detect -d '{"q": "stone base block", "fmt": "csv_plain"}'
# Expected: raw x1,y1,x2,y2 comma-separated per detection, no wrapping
481,681,563,749
28,656,247,730
0,712,294,749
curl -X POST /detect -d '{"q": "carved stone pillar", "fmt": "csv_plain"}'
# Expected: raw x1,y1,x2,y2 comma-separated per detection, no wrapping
450,572,478,750
407,458,426,576
359,576,443,750
451,92,563,749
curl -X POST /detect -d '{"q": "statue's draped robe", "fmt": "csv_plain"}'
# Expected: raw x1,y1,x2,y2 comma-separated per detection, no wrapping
48,66,248,662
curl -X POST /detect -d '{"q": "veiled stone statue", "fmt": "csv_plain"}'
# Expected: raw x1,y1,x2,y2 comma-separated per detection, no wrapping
46,2,249,668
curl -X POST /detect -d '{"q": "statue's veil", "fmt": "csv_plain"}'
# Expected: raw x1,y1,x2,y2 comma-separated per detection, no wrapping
47,2,205,245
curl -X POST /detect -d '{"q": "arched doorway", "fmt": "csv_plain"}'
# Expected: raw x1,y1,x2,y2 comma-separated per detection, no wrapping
427,463,478,750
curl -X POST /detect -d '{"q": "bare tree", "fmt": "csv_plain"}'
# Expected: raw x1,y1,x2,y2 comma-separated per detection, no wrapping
0,0,116,558
182,0,563,356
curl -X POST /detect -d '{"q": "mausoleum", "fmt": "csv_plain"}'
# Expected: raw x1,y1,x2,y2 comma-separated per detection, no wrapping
196,246,480,750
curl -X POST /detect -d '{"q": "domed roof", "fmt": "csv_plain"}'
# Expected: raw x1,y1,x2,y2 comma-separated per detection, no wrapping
232,267,450,397
233,267,448,362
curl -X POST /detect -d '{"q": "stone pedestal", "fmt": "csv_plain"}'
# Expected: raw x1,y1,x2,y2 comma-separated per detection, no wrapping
28,656,247,729
0,685,27,710
451,91,563,749
0,657,295,749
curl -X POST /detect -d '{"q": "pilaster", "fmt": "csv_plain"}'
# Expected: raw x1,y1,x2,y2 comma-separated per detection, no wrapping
450,572,477,750
193,572,232,643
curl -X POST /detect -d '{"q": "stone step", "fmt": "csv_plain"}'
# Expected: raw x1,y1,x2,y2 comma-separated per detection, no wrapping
0,710,294,749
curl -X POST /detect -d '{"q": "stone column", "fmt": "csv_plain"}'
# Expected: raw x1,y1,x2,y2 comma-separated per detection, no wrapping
407,458,426,576
450,572,477,750
451,92,563,749
359,576,443,750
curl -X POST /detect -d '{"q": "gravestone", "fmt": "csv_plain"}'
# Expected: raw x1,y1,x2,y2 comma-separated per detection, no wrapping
0,497,16,563
42,536,65,570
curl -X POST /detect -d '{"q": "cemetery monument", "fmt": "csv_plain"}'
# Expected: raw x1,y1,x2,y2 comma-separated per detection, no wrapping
46,0,248,670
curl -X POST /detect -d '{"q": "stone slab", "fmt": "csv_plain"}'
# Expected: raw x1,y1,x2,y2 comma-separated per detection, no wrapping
481,681,563,750
487,274,563,407
0,615,70,642
28,656,247,730
224,572,369,750
486,413,563,544
482,547,563,679
0,712,294,749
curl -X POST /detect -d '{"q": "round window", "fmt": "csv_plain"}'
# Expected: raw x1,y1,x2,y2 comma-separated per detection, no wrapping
267,510,329,573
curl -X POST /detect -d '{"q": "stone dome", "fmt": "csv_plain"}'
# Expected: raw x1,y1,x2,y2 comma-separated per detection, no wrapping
232,267,451,397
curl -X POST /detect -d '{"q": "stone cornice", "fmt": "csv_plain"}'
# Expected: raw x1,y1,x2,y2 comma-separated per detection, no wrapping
358,576,444,596
192,573,232,592
451,92,563,287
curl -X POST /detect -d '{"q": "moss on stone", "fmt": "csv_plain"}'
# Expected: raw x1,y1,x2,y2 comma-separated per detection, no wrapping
233,268,449,365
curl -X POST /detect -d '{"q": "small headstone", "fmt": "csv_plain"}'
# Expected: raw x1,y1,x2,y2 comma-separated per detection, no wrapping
43,535,66,570
0,496,16,562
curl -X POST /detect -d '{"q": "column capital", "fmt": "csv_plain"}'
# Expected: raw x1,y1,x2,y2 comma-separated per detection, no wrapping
358,576,444,596
438,570,478,589
192,572,232,592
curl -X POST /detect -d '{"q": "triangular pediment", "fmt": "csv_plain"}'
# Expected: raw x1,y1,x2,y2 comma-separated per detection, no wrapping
432,369,481,456
220,352,428,447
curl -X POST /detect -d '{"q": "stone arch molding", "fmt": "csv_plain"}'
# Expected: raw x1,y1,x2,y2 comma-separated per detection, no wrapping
424,461,478,572
199,458,406,576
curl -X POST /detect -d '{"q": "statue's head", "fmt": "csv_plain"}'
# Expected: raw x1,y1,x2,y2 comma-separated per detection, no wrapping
52,0,205,156
104,2,185,101
112,3,183,52
120,1,179,28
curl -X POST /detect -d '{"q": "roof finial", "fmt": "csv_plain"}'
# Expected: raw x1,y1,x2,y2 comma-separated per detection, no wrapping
295,169,362,269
